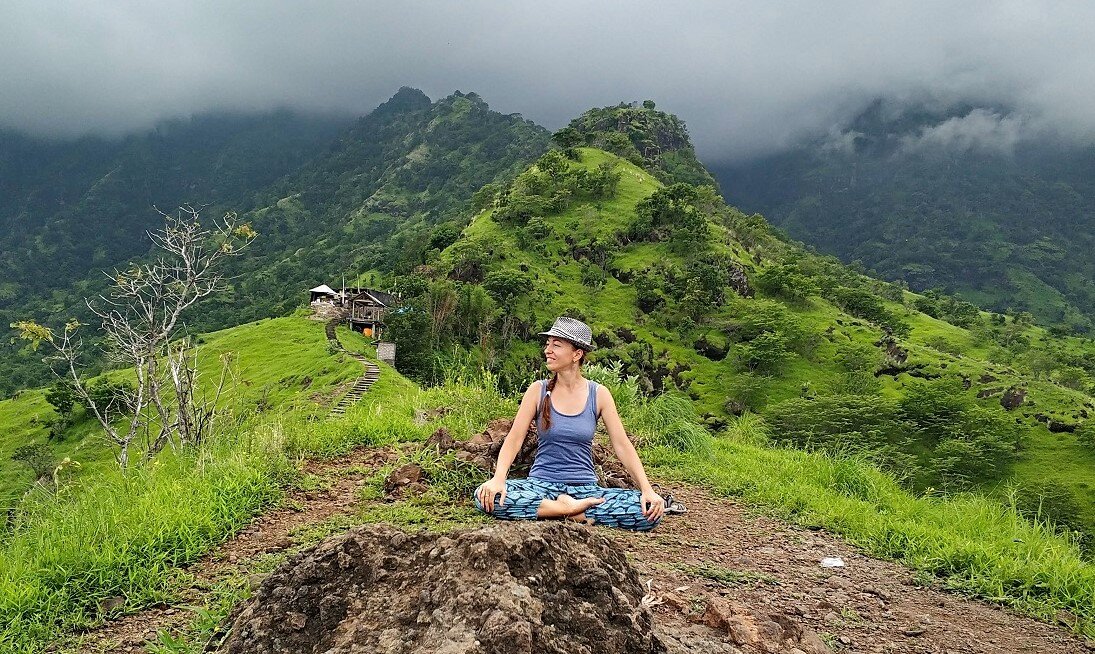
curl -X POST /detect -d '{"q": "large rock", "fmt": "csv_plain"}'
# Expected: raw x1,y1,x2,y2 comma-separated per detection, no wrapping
227,522,665,654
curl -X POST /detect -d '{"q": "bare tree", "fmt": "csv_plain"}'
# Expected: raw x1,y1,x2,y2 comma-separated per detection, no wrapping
13,206,256,469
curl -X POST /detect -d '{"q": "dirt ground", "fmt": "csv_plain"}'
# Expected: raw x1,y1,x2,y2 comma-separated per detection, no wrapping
613,486,1093,654
63,446,1094,653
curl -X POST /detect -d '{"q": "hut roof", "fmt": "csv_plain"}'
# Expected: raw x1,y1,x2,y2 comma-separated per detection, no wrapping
350,288,401,307
309,284,337,295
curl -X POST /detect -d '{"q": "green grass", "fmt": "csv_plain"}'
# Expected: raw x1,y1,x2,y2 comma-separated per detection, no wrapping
453,146,1095,533
0,316,364,509
0,316,371,653
5,333,1095,650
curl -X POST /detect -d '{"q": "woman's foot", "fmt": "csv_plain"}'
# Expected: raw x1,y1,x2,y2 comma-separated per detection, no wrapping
537,494,604,520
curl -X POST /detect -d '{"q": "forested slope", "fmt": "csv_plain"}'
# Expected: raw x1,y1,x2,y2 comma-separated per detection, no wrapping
713,101,1095,334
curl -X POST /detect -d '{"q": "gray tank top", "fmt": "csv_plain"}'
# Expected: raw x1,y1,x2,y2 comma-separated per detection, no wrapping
528,379,599,485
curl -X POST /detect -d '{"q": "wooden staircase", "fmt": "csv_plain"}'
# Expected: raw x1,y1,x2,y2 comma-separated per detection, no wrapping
325,320,380,418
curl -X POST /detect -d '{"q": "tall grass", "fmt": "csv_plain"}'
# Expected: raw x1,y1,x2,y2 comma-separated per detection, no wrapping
0,424,291,652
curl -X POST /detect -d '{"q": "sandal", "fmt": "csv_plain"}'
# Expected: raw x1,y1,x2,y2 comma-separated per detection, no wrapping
662,493,687,515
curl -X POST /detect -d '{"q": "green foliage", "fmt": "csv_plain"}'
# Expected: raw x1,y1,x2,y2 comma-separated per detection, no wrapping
11,444,53,481
482,269,533,307
646,440,1095,637
913,290,982,328
715,102,1095,333
493,150,621,226
1010,481,1087,534
755,263,818,304
736,331,794,375
1,89,551,396
1078,421,1095,450
44,380,78,418
83,378,137,417
385,306,435,381
629,183,712,246
768,378,1026,490
561,102,717,187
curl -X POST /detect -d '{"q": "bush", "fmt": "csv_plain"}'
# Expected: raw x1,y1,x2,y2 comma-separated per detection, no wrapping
755,264,818,304
1077,421,1095,450
735,331,794,375
84,379,137,417
11,443,54,481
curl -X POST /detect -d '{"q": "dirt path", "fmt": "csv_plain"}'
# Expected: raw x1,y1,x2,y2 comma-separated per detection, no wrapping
612,486,1093,654
66,448,1092,653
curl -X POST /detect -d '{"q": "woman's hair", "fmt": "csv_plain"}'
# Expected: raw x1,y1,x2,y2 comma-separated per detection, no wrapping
538,346,585,432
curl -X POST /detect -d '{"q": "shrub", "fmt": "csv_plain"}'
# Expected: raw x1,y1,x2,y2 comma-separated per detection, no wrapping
11,444,54,481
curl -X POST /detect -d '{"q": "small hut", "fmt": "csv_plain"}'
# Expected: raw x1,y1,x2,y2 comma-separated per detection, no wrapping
309,284,338,304
348,288,400,339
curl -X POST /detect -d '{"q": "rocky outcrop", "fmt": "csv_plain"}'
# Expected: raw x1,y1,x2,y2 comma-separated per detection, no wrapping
226,522,665,654
1001,386,1027,411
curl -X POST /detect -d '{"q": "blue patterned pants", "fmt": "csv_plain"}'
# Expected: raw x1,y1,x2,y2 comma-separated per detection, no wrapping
473,477,662,532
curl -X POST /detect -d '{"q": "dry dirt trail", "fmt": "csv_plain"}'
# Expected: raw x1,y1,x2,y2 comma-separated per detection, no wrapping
64,446,1092,653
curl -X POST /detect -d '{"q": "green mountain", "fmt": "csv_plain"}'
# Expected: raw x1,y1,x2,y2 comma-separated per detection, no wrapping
712,100,1095,334
0,111,351,395
4,101,1095,650
6,96,1095,537
201,88,550,330
383,123,1095,538
0,89,551,396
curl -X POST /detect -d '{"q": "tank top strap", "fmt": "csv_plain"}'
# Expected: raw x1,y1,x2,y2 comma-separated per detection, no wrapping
588,380,598,418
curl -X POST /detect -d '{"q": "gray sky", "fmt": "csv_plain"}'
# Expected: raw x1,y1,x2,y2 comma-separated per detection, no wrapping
3,1,1093,162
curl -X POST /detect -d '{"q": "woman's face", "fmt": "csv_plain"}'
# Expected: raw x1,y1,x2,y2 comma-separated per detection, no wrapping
544,337,583,371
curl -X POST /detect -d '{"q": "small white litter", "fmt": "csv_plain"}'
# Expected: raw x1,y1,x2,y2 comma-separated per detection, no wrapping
820,557,845,568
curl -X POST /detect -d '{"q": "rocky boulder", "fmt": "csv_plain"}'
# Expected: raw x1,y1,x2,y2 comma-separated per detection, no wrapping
226,522,664,654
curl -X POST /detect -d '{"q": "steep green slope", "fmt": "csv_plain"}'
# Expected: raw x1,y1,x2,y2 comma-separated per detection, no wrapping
198,88,550,331
1,89,551,396
390,144,1095,535
0,316,366,508
0,111,351,396
713,101,1095,334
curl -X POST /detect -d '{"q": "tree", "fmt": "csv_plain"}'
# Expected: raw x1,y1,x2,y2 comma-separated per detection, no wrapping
13,206,255,469
11,443,54,482
1078,421,1095,450
45,379,78,418
482,269,533,307
630,183,709,245
756,264,818,304
736,331,794,375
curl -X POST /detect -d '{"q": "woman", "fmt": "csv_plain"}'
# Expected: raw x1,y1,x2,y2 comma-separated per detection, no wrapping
473,316,665,531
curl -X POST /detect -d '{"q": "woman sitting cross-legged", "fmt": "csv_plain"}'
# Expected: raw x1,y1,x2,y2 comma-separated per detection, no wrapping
473,316,665,532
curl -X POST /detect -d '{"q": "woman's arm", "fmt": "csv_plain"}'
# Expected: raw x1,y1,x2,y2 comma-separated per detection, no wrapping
477,382,542,512
598,385,664,521
492,382,542,480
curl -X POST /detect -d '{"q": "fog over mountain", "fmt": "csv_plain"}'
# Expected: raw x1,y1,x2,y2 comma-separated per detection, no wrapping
3,1,1094,162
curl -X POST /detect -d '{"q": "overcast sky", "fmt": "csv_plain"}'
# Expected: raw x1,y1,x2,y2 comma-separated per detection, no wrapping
3,1,1093,162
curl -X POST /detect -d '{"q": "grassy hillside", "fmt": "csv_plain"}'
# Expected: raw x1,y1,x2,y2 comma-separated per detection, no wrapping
0,89,550,396
3,323,1094,651
0,112,351,396
0,316,366,508
388,145,1095,536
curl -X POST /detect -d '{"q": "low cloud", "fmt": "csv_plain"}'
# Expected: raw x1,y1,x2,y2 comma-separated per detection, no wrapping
3,1,1095,162
899,109,1027,156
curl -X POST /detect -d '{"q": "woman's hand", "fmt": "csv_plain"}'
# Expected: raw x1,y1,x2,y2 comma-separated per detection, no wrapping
477,477,508,513
640,488,665,522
